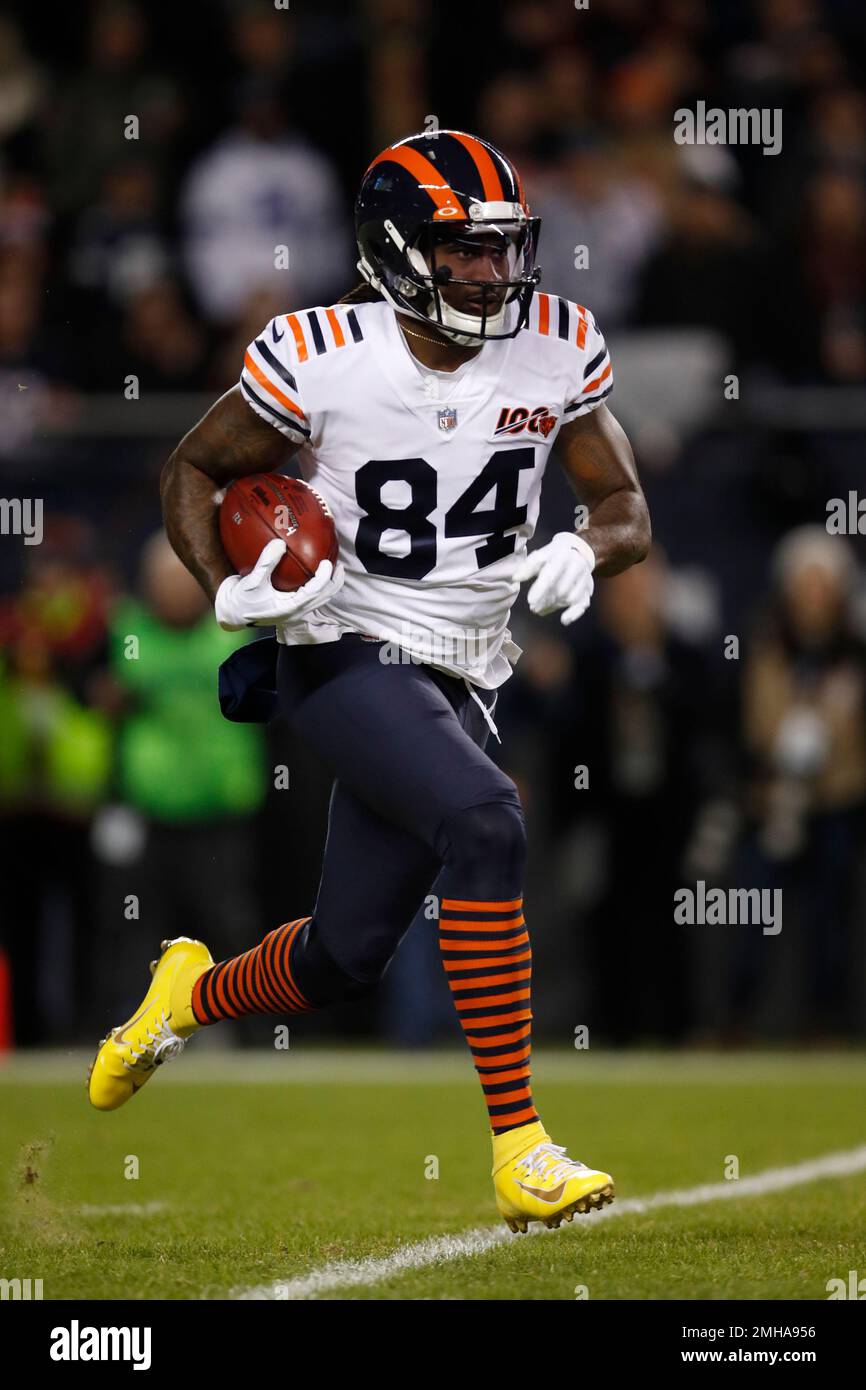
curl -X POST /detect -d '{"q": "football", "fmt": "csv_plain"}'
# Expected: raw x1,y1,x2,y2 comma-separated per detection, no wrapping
218,472,339,592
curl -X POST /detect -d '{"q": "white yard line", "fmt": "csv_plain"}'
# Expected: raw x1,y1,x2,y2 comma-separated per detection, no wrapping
77,1201,168,1217
228,1144,866,1300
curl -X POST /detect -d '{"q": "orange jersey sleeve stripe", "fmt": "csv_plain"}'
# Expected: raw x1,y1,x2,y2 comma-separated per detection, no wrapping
243,351,308,421
449,131,505,200
537,293,550,335
575,305,588,349
285,313,309,363
325,307,345,348
583,361,612,393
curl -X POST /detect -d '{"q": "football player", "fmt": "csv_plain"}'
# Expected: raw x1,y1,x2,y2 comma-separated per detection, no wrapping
89,130,650,1232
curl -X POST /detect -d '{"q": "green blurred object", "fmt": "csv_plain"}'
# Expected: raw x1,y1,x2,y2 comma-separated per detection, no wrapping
110,600,266,821
44,696,114,812
0,657,29,804
0,653,113,813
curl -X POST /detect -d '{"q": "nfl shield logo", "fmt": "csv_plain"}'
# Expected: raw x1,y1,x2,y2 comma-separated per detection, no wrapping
437,407,458,431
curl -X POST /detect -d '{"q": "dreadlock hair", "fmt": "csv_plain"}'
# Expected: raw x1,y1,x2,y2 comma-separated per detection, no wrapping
339,282,383,304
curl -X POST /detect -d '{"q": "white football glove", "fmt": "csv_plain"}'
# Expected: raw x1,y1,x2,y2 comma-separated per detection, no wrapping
514,531,596,626
215,537,345,631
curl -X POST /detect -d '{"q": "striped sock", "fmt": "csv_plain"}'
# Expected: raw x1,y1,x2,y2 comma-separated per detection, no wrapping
438,896,539,1135
191,919,312,1025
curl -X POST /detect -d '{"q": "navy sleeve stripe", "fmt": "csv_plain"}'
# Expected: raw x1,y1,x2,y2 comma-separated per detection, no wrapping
240,378,311,437
564,383,613,414
253,338,299,392
345,308,363,343
583,348,607,379
557,298,570,340
307,310,327,355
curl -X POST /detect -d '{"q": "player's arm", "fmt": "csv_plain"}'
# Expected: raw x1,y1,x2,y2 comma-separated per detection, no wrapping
515,403,650,625
161,385,343,630
160,385,294,602
556,403,650,576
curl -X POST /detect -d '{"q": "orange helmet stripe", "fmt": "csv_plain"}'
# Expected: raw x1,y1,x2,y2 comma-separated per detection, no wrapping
515,167,529,212
449,131,505,201
367,144,467,221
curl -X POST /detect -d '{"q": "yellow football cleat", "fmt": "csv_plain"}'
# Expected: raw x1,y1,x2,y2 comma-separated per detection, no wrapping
492,1120,615,1232
87,937,213,1111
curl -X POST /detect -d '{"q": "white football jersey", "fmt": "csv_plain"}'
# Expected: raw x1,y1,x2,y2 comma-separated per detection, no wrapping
239,293,613,688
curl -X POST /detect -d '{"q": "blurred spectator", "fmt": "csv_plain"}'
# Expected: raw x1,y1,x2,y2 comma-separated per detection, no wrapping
0,528,115,1045
0,0,865,1052
180,80,348,322
604,29,702,134
120,278,208,390
572,551,721,1044
230,1,297,83
94,534,268,1024
69,159,170,304
729,527,866,1038
476,72,546,174
808,86,866,177
0,17,45,150
802,171,866,383
766,168,866,383
531,132,663,325
209,286,291,393
0,518,111,688
43,0,183,216
635,150,764,364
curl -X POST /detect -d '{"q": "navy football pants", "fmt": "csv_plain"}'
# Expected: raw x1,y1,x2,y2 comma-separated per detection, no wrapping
275,635,527,1001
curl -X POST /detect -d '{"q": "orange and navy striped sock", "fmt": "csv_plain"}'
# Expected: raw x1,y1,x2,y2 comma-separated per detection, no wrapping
438,896,539,1135
191,919,312,1025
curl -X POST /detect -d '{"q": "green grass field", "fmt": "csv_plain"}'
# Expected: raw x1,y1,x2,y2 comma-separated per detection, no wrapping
2,1047,865,1300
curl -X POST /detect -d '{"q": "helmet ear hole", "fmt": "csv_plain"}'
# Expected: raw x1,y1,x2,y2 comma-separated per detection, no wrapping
394,276,420,298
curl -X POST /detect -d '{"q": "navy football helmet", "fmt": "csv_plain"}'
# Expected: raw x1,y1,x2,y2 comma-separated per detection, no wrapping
355,130,541,345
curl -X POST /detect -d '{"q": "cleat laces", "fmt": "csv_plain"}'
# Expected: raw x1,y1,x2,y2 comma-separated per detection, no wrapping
515,1142,590,1187
120,1009,185,1072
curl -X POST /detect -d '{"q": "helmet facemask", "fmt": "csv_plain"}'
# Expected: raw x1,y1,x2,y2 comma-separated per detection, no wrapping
360,208,541,345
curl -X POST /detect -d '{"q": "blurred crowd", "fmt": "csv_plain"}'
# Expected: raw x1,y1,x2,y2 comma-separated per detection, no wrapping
1,0,865,412
2,0,866,1047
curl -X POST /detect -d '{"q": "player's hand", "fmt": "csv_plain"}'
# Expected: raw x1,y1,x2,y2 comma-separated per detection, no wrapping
215,538,345,631
514,531,595,626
